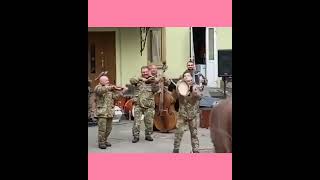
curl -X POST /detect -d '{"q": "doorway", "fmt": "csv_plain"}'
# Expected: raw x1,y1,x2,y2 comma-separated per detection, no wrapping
88,32,116,89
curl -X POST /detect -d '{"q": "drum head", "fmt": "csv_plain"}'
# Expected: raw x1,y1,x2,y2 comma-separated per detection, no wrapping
177,80,189,96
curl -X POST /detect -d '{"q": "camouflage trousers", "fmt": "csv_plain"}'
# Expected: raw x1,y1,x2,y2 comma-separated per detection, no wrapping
132,105,155,138
173,116,199,152
184,114,200,131
98,117,113,146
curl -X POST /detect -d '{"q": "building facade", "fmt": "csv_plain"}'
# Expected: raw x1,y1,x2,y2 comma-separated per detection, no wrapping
88,27,232,88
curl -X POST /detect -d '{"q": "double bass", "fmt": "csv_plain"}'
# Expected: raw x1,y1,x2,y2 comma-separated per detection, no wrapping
154,62,177,132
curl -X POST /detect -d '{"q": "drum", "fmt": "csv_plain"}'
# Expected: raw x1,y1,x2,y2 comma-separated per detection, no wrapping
176,80,190,96
114,96,130,110
124,99,135,120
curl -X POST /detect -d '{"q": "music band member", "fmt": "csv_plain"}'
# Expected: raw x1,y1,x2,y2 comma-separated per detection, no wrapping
129,66,159,143
181,60,208,90
173,72,203,153
94,75,128,149
147,64,171,87
180,60,206,130
89,71,109,123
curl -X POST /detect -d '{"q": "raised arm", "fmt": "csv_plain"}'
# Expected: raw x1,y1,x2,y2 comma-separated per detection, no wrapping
94,85,114,95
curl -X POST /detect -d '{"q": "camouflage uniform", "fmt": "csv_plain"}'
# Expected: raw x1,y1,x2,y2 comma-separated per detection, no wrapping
173,83,202,153
94,84,121,148
130,77,159,140
180,70,204,129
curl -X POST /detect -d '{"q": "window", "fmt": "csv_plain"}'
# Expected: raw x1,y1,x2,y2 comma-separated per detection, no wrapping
148,28,164,65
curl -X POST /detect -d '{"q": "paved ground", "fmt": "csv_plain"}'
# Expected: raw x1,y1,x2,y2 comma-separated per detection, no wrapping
88,118,215,153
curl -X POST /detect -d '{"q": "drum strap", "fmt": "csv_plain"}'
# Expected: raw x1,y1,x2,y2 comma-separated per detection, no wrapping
170,79,177,86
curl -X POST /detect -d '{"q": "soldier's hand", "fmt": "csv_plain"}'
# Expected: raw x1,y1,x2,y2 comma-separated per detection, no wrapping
152,77,159,83
192,86,202,97
160,77,165,83
139,78,147,82
193,86,200,93
142,78,148,82
122,87,128,93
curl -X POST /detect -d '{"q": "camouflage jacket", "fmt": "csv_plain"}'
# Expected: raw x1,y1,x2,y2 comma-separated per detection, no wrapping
177,84,203,120
130,76,158,108
94,84,122,118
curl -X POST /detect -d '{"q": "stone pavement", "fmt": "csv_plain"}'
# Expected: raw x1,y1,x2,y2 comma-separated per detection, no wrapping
88,118,215,153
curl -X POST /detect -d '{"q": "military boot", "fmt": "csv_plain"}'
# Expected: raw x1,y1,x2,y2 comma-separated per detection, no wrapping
106,142,112,147
145,136,153,141
173,149,179,153
99,144,107,149
193,150,199,153
132,137,139,143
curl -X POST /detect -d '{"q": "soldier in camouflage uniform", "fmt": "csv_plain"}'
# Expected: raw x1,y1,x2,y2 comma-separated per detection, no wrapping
180,60,206,130
94,75,128,149
129,66,159,143
173,72,203,153
148,64,171,87
181,60,208,88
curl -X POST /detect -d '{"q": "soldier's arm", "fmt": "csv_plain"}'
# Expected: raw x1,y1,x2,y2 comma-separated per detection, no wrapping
163,76,171,86
112,87,128,100
112,91,122,100
191,85,202,99
130,77,139,85
94,85,113,95
151,76,160,84
201,74,208,85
